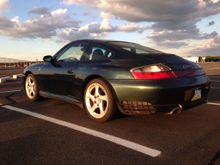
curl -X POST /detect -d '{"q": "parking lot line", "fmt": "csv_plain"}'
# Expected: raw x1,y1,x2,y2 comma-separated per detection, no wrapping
211,80,220,83
207,102,220,106
1,105,161,157
211,87,220,90
0,89,21,94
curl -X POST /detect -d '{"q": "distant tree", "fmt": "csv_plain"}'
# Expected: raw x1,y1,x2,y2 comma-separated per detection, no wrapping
205,56,220,62
198,56,203,62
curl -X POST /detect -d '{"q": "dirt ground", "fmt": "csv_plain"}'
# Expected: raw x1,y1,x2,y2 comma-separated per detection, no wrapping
198,62,220,75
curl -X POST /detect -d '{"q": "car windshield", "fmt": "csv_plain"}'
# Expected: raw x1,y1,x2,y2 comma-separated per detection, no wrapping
108,41,163,54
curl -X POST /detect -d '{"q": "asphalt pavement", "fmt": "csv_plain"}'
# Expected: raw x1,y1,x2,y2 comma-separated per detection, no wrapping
0,63,220,165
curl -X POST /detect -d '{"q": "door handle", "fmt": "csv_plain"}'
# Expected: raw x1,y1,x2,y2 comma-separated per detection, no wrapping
67,69,75,74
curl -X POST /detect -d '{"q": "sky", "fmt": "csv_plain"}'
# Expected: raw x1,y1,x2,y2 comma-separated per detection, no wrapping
0,0,220,61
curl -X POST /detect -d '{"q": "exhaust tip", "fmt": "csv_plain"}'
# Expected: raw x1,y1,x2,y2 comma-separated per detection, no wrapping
166,104,183,115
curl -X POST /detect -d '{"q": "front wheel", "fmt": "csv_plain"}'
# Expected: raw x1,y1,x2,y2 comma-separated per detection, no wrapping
84,78,117,122
25,74,40,101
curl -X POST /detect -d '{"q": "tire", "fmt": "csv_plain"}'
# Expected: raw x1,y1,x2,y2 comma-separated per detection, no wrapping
25,74,40,101
84,78,117,122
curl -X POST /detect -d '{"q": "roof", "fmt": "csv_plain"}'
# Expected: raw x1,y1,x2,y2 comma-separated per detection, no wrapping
74,39,135,45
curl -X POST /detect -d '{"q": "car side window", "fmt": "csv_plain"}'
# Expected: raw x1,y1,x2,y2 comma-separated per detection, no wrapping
136,48,151,54
56,43,87,62
82,46,112,61
122,47,132,52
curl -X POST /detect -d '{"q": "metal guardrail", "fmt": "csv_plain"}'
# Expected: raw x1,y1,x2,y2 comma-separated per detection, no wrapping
0,61,41,68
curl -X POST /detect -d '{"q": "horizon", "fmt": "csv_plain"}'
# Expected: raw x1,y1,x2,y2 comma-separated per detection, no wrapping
1,53,220,63
0,0,220,61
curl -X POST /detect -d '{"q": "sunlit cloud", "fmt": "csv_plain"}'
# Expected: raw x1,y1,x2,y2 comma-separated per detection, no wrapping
0,0,8,11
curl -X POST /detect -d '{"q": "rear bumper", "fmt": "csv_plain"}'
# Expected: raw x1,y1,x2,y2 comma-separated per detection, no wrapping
108,75,210,114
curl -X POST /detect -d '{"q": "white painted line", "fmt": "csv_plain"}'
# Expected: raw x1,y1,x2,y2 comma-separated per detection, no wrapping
211,80,220,83
1,105,161,157
211,87,220,90
207,102,220,106
0,90,21,94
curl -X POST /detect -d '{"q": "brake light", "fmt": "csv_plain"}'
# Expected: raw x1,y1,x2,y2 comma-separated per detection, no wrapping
132,71,177,79
131,64,176,80
131,64,205,80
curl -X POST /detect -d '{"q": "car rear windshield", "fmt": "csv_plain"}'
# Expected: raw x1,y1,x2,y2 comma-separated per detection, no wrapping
108,41,162,54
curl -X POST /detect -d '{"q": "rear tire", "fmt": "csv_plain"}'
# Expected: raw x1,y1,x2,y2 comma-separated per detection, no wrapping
84,78,117,122
25,74,40,101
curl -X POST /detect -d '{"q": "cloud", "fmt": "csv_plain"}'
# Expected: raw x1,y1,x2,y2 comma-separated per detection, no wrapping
63,0,220,22
63,0,220,49
189,35,220,55
51,8,68,16
0,16,13,28
0,0,8,11
57,28,92,42
62,0,91,5
100,12,113,31
1,0,219,56
0,8,79,39
0,1,149,42
57,21,148,42
159,41,188,49
208,20,215,26
57,8,148,42
118,23,146,33
149,21,218,48
29,7,50,15
0,4,147,43
57,26,108,42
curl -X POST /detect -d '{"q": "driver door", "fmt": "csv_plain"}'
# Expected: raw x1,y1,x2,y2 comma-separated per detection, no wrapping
47,42,88,99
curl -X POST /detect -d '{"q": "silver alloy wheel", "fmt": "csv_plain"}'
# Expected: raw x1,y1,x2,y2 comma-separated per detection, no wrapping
85,83,109,119
25,76,36,99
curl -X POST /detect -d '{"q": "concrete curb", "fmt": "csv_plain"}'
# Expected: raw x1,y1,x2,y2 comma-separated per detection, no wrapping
0,74,24,84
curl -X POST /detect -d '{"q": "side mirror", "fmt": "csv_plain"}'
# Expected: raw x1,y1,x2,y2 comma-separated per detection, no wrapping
43,55,53,63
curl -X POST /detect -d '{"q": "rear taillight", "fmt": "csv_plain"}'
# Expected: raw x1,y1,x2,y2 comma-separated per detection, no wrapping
130,64,205,80
130,64,176,80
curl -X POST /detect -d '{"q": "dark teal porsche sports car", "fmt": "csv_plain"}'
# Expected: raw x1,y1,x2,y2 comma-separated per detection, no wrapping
24,39,210,122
